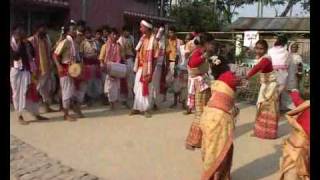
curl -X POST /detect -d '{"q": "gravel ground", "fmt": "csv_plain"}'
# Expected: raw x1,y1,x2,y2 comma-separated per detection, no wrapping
10,101,290,180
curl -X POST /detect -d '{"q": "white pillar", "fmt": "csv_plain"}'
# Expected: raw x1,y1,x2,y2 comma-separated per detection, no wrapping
235,34,243,58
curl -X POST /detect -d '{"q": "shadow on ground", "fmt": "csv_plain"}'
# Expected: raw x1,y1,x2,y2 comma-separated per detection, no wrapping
232,145,282,180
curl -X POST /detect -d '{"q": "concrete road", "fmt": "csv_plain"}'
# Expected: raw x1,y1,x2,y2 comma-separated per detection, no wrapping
10,101,290,180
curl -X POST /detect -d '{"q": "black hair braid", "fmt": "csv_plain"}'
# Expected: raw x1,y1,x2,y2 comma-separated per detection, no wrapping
210,55,230,79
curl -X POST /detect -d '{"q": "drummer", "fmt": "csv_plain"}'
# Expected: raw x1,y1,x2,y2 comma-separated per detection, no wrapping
53,22,84,121
98,28,122,110
79,26,102,106
118,26,135,108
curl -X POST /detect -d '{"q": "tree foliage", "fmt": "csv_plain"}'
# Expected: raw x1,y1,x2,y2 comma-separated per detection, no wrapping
170,1,221,31
169,0,252,31
251,0,309,17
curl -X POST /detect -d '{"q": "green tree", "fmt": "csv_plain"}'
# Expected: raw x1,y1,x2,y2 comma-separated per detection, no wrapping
170,1,221,31
170,0,253,31
252,0,310,17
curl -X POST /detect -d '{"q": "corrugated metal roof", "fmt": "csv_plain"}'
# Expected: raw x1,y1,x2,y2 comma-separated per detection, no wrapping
227,17,309,31
124,10,176,23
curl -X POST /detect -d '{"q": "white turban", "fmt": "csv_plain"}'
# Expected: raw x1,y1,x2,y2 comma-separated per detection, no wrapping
140,20,153,29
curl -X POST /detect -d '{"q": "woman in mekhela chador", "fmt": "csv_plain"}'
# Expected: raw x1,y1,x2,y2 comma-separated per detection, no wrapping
199,53,240,180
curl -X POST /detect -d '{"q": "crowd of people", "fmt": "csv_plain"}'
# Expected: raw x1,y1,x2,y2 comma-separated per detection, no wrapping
10,19,309,180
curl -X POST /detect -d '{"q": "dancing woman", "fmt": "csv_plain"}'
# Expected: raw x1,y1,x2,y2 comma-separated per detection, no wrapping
185,33,212,150
246,40,280,139
200,54,239,180
279,89,309,180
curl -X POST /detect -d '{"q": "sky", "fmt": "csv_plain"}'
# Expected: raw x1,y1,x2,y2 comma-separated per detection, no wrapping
233,2,310,22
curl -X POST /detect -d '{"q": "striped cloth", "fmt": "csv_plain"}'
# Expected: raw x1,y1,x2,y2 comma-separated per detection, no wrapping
187,75,210,110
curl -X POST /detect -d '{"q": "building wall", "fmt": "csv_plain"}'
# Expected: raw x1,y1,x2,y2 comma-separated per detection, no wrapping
69,0,158,29
10,2,69,34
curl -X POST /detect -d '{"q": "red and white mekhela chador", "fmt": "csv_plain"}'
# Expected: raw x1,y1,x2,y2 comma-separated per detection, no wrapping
132,34,157,112
247,55,280,139
99,39,122,103
279,90,310,180
185,47,211,148
200,70,239,180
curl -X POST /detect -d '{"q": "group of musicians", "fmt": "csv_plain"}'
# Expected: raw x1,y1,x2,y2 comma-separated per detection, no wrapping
10,19,199,122
10,19,309,180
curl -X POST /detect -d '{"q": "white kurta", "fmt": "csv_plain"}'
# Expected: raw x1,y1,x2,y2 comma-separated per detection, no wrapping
268,46,289,92
133,68,152,111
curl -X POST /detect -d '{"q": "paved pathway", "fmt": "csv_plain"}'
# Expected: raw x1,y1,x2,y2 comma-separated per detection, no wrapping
10,135,104,180
10,101,291,180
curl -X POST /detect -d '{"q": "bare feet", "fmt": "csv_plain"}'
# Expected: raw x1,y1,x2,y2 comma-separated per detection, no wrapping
183,110,192,115
153,105,158,111
122,102,130,109
182,103,187,110
129,110,140,116
144,111,152,118
35,115,49,121
78,112,85,118
18,116,29,125
64,115,77,121
107,103,115,111
72,104,85,118
44,105,57,113
185,144,195,151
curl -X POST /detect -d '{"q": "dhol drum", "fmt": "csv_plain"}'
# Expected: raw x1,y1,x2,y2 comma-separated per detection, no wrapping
106,62,127,78
68,63,82,78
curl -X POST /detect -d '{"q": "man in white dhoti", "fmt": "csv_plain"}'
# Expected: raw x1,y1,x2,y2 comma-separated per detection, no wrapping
130,20,157,118
28,23,56,112
287,42,304,90
268,36,290,111
98,28,122,110
165,26,184,108
79,26,102,106
53,23,84,121
10,25,48,125
286,42,304,109
149,25,166,110
118,26,135,104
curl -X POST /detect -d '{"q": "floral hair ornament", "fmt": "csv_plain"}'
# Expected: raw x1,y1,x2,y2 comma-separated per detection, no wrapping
210,56,221,65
